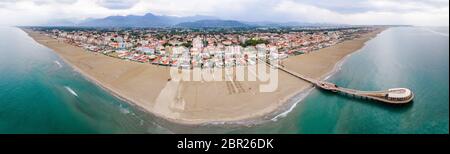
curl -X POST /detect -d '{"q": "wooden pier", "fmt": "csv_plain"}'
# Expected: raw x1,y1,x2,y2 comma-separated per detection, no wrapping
265,59,414,104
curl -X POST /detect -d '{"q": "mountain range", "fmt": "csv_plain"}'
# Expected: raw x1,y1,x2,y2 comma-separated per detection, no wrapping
42,12,338,28
175,20,250,28
77,13,217,27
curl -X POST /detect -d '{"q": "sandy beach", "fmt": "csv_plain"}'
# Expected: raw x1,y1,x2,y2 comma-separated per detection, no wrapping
23,28,384,125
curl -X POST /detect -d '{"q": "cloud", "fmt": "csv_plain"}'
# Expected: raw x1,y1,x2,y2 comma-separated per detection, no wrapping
291,0,449,13
32,0,78,5
96,0,139,10
273,0,449,26
0,0,77,6
0,0,448,26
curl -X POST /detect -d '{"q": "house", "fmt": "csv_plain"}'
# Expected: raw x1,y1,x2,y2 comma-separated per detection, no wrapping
137,47,155,55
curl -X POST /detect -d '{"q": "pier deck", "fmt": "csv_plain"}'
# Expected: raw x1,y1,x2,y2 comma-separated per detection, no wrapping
265,59,414,104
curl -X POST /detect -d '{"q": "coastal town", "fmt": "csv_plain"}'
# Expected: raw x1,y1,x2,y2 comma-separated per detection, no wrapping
1,0,446,138
31,27,378,69
22,25,395,125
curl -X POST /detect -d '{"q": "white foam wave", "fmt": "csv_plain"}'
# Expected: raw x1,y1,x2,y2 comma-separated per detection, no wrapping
54,60,62,68
421,27,449,37
323,55,346,80
64,86,78,97
148,121,174,134
271,88,314,121
119,105,131,114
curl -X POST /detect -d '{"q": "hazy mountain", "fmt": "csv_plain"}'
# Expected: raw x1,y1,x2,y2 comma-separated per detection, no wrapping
176,20,250,28
42,12,340,28
244,21,344,27
39,19,78,27
77,13,217,27
164,15,218,24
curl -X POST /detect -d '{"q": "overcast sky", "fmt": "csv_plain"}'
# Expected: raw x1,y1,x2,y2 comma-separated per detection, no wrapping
0,0,448,26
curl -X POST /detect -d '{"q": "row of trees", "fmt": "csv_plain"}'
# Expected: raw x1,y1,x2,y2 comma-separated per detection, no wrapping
163,41,193,48
240,38,269,47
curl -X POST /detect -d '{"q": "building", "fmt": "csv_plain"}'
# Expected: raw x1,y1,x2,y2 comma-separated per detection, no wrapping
193,36,203,49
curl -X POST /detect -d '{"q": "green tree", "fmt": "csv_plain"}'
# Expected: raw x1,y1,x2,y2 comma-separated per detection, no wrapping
163,42,173,47
181,42,193,48
242,38,269,47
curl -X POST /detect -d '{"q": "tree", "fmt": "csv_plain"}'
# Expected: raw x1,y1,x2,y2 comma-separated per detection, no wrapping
181,42,193,48
163,42,173,47
242,38,269,47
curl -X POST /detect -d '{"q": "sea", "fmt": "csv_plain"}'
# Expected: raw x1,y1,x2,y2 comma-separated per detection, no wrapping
0,26,448,134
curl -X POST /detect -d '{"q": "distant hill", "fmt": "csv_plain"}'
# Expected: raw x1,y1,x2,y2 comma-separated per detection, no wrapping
176,20,250,28
41,12,342,28
244,21,344,27
39,19,78,27
77,13,216,27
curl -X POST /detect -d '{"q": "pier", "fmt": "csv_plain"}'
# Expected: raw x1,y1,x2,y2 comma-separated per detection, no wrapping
264,59,414,104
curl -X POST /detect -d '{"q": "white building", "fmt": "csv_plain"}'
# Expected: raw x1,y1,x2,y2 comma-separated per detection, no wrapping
193,36,203,49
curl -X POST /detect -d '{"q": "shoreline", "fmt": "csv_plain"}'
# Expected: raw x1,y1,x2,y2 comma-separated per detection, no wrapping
22,28,385,126
269,28,385,123
322,31,380,81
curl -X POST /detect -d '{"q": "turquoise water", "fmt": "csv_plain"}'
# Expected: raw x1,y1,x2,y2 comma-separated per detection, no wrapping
0,27,171,134
230,27,449,134
0,27,448,134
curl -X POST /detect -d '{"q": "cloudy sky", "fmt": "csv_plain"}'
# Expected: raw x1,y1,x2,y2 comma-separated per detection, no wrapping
0,0,448,26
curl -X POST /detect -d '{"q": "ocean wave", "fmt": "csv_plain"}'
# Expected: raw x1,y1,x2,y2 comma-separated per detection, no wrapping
64,86,78,97
270,88,314,122
323,53,348,81
54,60,62,68
420,27,449,37
118,104,131,114
147,121,175,134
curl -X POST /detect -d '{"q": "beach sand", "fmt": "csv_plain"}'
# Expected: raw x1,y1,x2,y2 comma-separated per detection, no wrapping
23,28,384,124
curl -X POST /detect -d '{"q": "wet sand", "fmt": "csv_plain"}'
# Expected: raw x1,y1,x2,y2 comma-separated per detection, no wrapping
23,28,384,124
